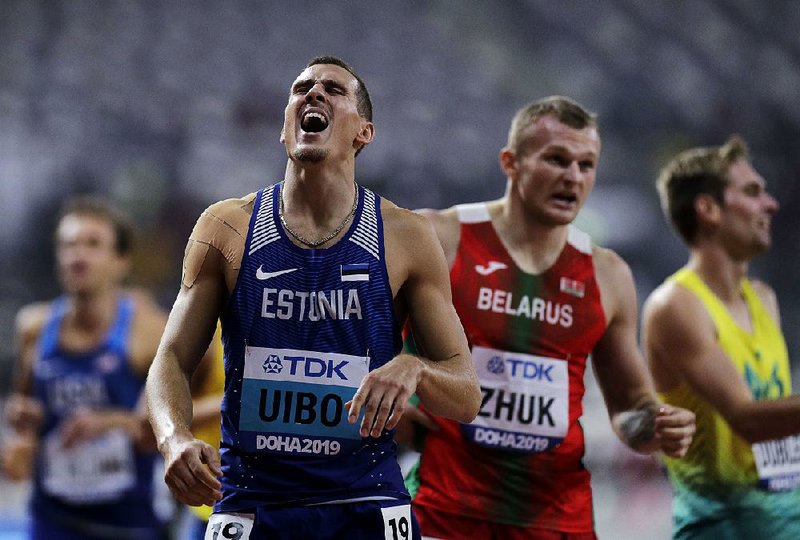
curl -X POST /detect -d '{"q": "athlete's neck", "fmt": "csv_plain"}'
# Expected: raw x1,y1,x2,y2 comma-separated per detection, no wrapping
67,289,121,333
282,160,357,225
491,198,569,274
688,246,749,303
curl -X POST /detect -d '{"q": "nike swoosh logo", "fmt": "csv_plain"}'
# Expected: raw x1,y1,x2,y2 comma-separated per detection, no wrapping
256,266,299,280
474,261,508,276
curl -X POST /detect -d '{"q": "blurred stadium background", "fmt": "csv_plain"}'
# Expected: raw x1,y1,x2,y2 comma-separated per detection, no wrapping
2,1,800,538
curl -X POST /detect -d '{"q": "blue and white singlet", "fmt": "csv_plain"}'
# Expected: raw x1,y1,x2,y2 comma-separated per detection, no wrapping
31,295,162,538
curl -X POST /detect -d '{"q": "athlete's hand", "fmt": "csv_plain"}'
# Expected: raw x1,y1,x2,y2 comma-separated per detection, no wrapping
4,394,44,434
347,353,425,438
1,433,37,481
60,408,146,448
59,409,113,448
161,433,222,507
654,405,696,458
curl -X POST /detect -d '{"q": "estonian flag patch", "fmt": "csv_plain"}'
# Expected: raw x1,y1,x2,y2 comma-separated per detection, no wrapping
341,263,370,282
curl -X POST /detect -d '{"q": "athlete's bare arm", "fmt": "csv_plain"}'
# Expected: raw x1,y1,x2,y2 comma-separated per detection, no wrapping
146,195,252,507
7,305,48,427
643,279,800,443
392,207,464,449
8,303,48,402
189,325,224,429
592,247,694,457
1,304,47,481
346,203,480,438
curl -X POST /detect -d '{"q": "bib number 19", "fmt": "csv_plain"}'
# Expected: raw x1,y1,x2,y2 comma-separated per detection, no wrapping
205,513,254,540
381,504,412,540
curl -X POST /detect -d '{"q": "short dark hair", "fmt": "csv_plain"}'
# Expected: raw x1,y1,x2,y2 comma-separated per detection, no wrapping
307,55,372,122
657,135,749,245
507,96,598,155
57,195,135,256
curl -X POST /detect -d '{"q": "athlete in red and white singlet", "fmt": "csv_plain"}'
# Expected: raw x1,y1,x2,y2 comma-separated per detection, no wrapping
412,204,605,532
398,97,696,540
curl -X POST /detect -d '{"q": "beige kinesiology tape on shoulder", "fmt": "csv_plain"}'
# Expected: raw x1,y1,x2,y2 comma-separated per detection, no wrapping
183,209,245,288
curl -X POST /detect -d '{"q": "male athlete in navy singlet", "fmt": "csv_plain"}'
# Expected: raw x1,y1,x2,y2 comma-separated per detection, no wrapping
145,56,481,540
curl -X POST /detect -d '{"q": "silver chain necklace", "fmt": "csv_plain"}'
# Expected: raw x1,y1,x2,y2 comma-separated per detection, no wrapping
279,181,358,248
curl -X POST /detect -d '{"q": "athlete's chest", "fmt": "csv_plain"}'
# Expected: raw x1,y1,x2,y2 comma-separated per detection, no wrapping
243,247,385,324
35,351,125,414
54,321,111,353
450,232,605,355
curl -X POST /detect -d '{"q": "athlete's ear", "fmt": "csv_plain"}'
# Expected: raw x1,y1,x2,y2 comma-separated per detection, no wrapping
354,121,374,148
499,147,518,179
695,193,722,227
279,127,285,145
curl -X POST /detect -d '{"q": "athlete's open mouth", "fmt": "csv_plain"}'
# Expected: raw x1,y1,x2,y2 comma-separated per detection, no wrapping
301,111,328,133
553,193,577,204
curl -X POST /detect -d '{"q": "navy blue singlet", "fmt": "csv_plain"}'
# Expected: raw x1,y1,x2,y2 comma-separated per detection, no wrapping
217,182,408,511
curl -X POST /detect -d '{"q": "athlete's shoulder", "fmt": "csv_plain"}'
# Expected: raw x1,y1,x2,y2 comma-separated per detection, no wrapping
12,302,53,392
190,193,257,258
643,273,701,327
591,244,633,285
642,275,715,369
748,277,775,297
380,198,447,269
14,301,52,342
749,277,780,324
414,206,459,224
198,193,257,236
589,245,639,327
182,193,258,289
424,206,461,266
415,206,458,238
380,197,432,235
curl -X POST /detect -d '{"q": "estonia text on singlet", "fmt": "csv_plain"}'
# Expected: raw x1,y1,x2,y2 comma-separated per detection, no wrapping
217,183,408,511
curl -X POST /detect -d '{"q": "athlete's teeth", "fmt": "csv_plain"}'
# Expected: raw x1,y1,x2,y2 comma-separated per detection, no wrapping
302,112,328,132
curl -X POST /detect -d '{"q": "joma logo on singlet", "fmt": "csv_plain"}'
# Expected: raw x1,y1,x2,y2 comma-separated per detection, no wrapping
476,287,573,327
261,288,363,321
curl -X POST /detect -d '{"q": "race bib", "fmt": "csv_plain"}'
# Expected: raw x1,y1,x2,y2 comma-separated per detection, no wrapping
205,513,254,540
462,346,569,453
238,346,369,456
753,435,800,491
381,504,412,540
42,428,135,503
